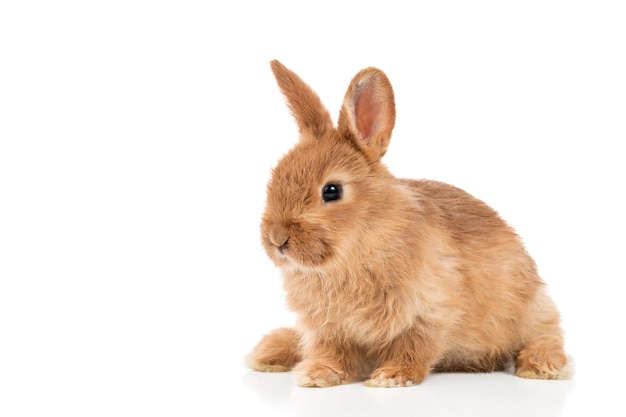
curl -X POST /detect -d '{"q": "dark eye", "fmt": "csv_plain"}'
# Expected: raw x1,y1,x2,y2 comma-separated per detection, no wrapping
322,183,342,203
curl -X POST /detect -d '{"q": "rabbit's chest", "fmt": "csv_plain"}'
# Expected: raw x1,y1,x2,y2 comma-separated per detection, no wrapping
286,272,419,345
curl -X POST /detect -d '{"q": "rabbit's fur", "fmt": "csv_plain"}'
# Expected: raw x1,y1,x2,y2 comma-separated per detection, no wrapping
248,60,570,387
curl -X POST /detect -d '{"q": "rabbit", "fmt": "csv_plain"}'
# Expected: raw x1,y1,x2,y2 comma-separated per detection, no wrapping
247,60,571,387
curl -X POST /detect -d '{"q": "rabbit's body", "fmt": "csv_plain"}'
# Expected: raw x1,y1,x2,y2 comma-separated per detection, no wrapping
248,61,569,387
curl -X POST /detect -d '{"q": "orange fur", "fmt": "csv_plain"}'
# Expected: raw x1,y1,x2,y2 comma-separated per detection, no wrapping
248,60,570,387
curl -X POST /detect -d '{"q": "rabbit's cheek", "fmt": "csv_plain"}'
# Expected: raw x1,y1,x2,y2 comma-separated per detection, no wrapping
286,243,320,268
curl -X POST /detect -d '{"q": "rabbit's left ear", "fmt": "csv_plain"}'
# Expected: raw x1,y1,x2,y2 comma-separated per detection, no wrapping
270,60,334,139
338,68,396,161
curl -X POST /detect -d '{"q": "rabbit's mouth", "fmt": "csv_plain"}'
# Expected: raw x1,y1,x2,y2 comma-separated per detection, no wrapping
276,242,333,269
264,234,335,270
263,218,337,268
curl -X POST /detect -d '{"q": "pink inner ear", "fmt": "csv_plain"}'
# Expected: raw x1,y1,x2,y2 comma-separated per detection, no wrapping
354,85,381,141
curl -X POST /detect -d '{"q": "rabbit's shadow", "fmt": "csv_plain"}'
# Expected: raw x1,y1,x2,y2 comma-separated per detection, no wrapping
242,369,575,417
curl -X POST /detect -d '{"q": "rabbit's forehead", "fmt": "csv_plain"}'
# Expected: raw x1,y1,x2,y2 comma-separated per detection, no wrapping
273,139,368,185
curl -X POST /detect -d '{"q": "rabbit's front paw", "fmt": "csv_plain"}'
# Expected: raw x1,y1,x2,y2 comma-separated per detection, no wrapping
247,327,301,372
293,360,350,387
365,365,428,388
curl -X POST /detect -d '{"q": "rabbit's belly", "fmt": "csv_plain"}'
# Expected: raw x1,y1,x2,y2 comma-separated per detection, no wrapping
435,346,514,372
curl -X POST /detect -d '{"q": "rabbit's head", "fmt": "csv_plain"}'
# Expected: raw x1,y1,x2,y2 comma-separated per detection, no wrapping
261,61,412,272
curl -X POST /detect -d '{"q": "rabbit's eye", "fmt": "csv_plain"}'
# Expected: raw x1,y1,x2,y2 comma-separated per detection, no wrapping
322,183,342,203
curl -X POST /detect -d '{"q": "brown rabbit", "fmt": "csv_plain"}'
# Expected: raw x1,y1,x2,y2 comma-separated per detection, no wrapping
247,60,571,387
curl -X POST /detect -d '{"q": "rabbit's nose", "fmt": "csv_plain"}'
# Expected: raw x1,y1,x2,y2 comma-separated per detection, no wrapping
277,239,290,254
269,227,290,250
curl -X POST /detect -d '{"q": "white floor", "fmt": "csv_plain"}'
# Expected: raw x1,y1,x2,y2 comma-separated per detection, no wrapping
2,2,625,416
224,324,617,417
239,368,576,417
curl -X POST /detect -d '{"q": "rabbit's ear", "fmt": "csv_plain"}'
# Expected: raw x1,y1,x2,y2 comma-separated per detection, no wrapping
270,60,333,138
338,68,396,161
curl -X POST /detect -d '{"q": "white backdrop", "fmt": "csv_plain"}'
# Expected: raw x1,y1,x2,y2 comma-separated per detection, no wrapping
1,1,624,416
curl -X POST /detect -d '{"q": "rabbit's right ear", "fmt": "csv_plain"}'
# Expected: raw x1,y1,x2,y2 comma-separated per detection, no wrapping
270,60,333,138
338,67,396,161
